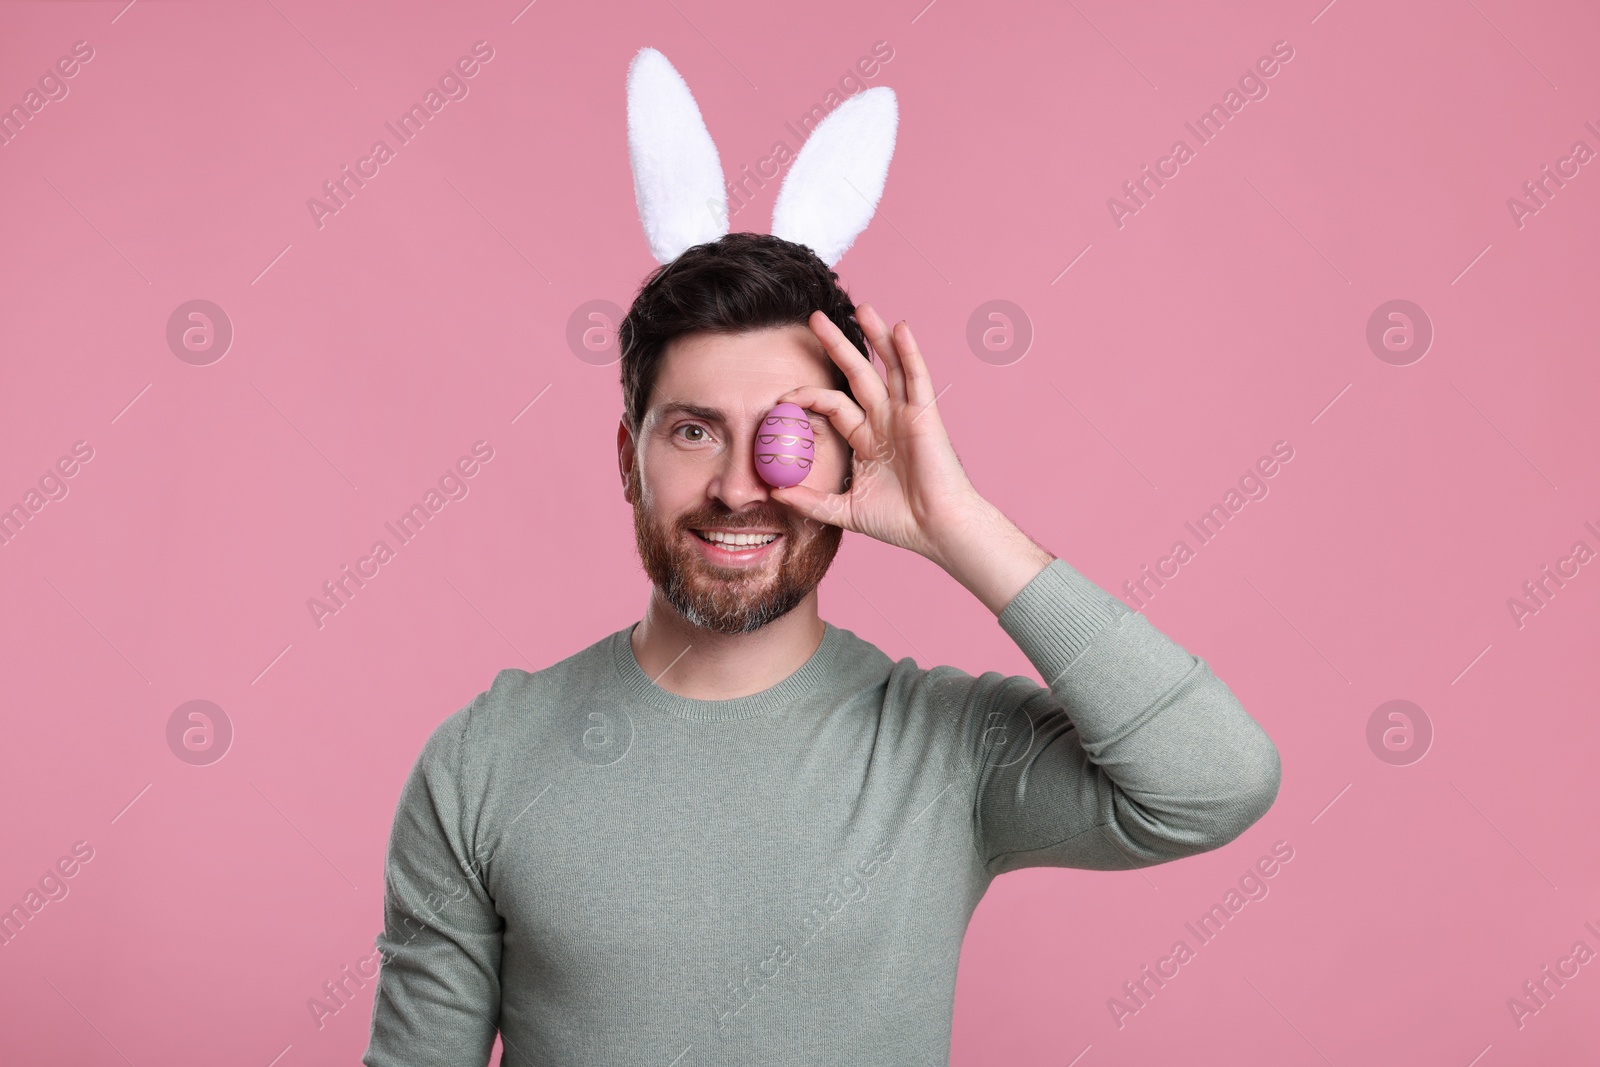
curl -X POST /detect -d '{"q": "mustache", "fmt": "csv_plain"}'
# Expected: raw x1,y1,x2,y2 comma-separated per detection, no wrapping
681,513,791,533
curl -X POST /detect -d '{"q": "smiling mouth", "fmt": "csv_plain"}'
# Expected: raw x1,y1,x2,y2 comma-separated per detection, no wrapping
690,529,783,547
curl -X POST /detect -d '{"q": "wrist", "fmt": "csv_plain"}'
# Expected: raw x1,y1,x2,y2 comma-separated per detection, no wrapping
928,499,1055,617
924,495,1000,565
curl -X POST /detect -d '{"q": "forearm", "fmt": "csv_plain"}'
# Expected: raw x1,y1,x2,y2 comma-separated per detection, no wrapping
929,497,1055,617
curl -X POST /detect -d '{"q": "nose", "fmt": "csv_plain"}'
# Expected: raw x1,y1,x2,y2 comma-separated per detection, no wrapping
707,419,775,515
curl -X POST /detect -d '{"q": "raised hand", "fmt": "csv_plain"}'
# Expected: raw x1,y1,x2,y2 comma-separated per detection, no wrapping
769,303,988,567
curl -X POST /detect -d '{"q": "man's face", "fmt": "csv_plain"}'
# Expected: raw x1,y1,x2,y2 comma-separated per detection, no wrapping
619,324,852,636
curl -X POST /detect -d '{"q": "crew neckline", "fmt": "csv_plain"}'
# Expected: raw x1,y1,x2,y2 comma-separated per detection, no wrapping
611,620,844,721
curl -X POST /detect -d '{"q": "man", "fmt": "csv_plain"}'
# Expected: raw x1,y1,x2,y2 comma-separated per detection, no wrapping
362,233,1281,1065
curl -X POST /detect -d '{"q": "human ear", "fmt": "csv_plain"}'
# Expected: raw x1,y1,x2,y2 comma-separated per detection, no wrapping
617,417,637,504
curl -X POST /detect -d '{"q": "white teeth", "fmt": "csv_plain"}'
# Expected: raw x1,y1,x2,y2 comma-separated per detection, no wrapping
698,530,779,547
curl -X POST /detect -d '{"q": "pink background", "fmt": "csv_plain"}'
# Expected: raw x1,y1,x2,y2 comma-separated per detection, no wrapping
3,0,1598,1063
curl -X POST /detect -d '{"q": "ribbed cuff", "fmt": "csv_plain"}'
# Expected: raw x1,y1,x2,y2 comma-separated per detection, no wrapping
996,557,1129,685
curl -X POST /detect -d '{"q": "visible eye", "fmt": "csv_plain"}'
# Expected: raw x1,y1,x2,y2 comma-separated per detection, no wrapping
674,423,711,443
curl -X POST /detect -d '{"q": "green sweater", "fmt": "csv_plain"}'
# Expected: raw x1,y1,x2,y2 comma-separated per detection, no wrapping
362,558,1281,1065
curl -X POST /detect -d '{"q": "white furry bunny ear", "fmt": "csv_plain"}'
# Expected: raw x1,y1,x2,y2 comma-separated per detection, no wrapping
627,48,729,264
770,86,898,266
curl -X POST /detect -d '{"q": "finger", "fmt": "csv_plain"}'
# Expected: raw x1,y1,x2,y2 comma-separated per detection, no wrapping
855,303,906,404
891,318,936,409
808,311,889,413
775,384,876,461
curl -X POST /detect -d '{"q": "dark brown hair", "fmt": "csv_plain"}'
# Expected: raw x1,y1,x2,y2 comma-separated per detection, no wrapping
618,232,864,434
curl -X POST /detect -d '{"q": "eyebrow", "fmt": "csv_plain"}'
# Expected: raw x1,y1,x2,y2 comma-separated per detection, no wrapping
648,399,833,441
652,401,727,424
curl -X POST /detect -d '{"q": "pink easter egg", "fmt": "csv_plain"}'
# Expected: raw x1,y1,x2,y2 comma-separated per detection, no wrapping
754,402,815,488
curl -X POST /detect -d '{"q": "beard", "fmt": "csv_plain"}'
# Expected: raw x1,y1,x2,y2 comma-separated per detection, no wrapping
628,463,844,636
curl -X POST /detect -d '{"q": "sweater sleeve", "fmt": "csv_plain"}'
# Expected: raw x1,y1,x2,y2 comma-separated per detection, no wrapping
363,705,504,1067
945,558,1281,879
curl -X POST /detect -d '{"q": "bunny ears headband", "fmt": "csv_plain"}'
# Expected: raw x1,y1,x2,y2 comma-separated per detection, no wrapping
626,47,899,266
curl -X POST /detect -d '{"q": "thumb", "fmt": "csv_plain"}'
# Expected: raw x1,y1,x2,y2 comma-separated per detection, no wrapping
769,482,810,513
